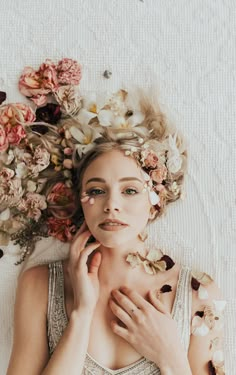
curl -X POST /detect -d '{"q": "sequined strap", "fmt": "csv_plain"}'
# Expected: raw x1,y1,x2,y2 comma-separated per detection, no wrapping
47,261,68,354
171,265,192,351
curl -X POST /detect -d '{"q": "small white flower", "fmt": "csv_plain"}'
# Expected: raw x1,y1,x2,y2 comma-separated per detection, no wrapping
0,208,10,221
15,162,28,178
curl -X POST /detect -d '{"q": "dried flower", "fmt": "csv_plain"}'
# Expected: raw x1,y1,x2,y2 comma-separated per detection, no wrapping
47,217,76,242
57,58,82,85
36,104,61,124
0,91,6,105
126,248,175,275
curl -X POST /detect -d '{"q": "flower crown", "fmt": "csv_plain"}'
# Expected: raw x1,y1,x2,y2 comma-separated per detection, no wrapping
0,58,187,264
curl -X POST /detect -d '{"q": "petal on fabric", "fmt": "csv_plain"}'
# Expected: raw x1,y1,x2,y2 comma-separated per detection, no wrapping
198,285,209,300
191,270,213,285
213,300,227,313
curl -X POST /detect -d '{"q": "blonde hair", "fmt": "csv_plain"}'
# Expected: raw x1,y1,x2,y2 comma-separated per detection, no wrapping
71,89,188,223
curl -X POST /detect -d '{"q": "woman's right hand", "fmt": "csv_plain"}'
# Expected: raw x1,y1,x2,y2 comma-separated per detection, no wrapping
67,221,102,313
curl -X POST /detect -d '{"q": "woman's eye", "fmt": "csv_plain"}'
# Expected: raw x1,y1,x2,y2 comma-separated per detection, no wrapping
87,188,104,195
124,188,138,195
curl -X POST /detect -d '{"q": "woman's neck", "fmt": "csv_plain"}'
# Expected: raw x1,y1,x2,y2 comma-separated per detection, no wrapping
95,244,149,288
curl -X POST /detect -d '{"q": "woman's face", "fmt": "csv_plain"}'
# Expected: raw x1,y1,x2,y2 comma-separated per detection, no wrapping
80,149,153,248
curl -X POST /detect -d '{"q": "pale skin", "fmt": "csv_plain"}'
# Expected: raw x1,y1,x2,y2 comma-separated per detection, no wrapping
7,150,223,375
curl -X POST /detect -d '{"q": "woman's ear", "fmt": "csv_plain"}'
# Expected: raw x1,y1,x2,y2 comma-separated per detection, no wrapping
148,206,156,221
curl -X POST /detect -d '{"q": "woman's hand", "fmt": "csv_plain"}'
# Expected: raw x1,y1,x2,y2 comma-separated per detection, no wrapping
67,221,102,313
109,287,191,373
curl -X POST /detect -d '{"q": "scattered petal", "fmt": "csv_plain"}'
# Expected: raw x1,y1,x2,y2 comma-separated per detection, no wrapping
198,285,209,300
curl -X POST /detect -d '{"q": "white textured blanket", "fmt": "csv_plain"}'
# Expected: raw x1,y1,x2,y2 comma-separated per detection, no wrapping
0,1,235,374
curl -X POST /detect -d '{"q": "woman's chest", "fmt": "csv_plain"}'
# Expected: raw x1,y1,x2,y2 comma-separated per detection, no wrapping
63,273,180,370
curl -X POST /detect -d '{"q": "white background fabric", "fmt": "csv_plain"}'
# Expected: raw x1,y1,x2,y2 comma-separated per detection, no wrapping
0,0,235,373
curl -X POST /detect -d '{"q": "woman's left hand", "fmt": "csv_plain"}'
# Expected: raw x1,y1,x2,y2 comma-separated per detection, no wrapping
109,287,189,371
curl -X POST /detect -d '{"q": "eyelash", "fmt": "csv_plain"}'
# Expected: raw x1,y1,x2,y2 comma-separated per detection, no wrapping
86,187,139,196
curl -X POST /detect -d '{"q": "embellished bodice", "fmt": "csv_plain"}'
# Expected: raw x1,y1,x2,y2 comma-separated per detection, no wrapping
47,261,192,374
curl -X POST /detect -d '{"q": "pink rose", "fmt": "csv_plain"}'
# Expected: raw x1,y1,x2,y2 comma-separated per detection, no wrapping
0,125,8,152
18,66,50,97
7,124,26,145
57,58,82,85
39,59,58,91
150,165,167,184
47,217,76,242
141,150,158,169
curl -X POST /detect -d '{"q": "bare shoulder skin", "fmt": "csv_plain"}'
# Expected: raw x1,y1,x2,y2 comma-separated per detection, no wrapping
7,265,49,374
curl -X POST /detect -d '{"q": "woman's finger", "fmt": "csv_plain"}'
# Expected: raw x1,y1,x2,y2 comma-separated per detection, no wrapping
109,298,132,326
148,290,171,316
118,287,148,311
72,221,88,241
70,230,92,260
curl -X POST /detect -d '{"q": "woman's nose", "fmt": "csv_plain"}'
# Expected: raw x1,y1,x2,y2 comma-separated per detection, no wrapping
103,194,121,213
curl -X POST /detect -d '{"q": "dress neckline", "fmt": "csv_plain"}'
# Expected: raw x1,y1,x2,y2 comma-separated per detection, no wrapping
59,262,184,372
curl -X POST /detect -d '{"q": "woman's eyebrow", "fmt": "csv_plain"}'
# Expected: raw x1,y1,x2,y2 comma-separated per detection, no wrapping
85,177,143,185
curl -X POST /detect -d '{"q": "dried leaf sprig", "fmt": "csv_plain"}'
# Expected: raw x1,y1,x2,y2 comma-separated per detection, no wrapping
11,215,48,265
126,248,175,275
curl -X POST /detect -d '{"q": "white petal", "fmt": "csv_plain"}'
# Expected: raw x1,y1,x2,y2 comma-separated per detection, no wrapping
198,285,209,300
97,109,114,126
192,316,210,336
77,108,97,125
146,248,163,262
140,169,151,182
83,93,97,109
27,180,37,192
128,112,145,127
113,116,126,128
213,300,227,312
149,190,160,205
70,126,85,143
0,208,10,221
212,350,224,364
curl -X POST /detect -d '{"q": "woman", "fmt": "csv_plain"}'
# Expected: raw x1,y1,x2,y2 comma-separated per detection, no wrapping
7,90,225,374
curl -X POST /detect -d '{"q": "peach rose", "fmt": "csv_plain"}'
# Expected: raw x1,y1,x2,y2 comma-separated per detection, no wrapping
0,103,35,127
0,125,8,152
150,165,167,184
141,149,158,168
19,60,58,103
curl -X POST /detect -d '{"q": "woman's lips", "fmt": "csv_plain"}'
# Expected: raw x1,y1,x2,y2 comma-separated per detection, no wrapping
99,223,128,231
